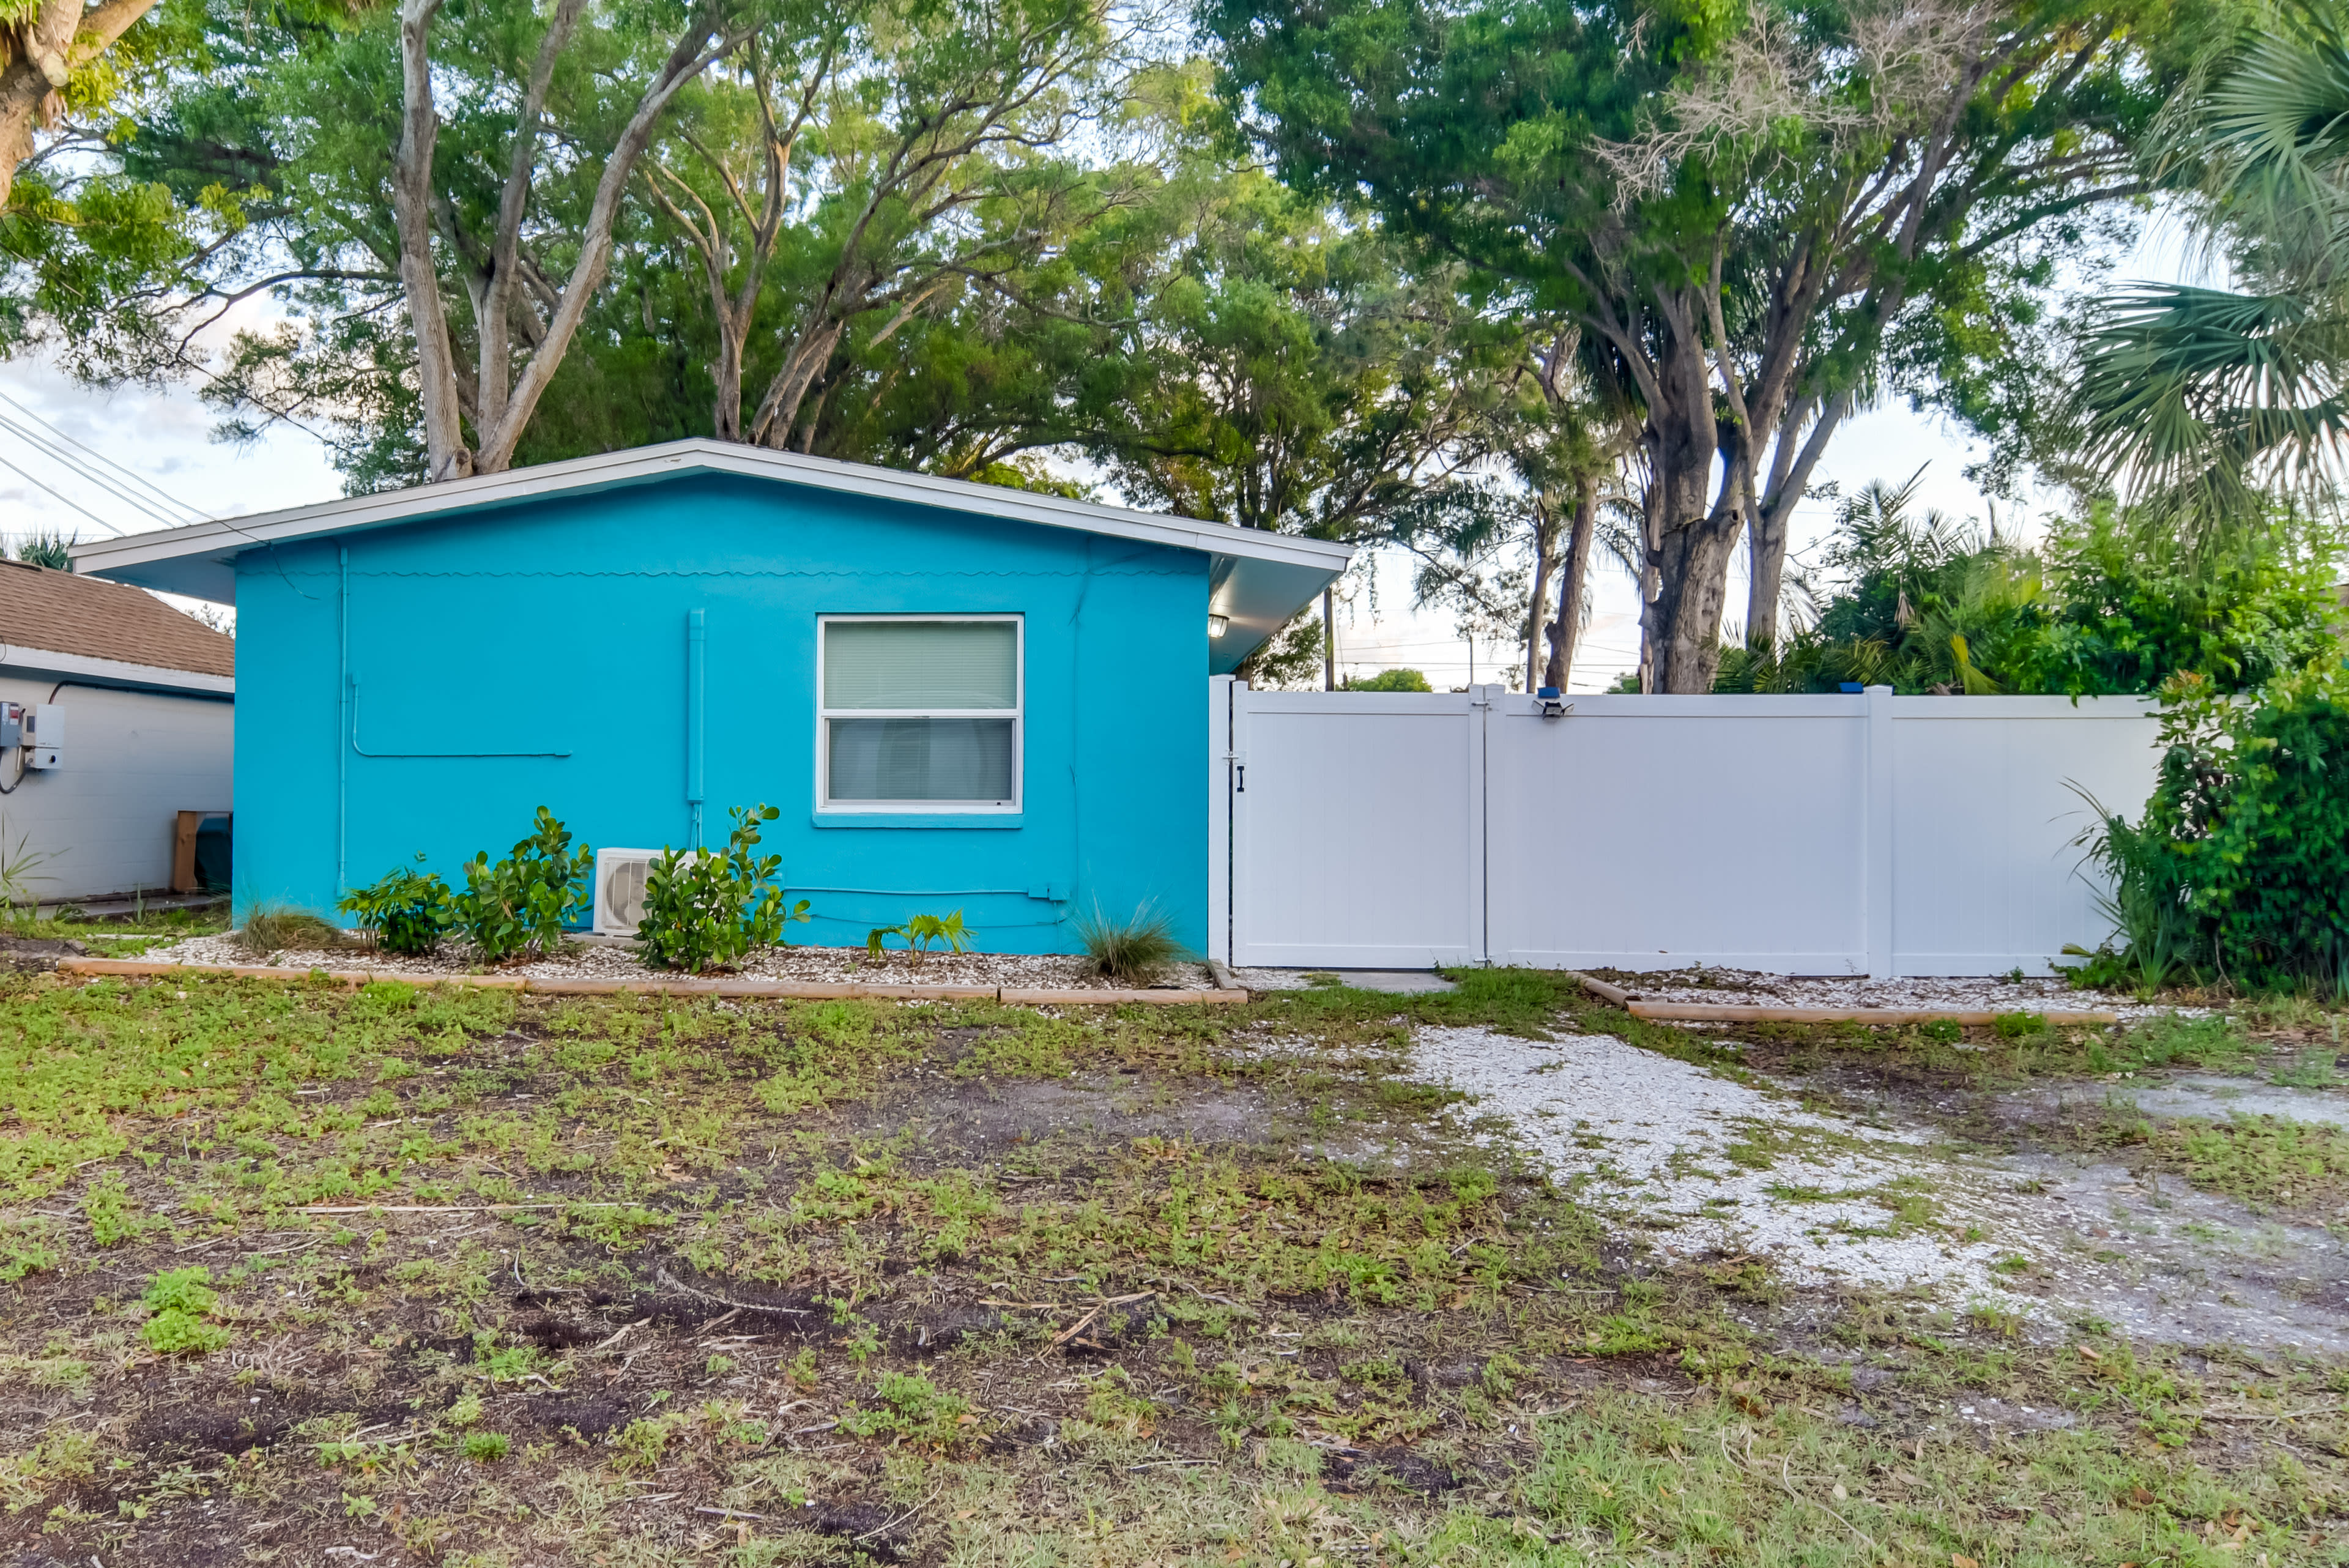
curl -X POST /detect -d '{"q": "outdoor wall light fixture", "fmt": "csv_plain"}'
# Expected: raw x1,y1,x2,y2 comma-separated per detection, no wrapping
1536,685,1572,720
1208,614,1230,637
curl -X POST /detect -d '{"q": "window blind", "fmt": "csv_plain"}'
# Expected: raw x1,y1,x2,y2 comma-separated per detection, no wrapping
823,621,1017,710
827,717,1015,801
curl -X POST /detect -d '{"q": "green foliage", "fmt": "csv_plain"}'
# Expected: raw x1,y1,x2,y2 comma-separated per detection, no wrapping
1072,899,1186,984
1346,668,1431,691
2077,663,2349,992
452,809,591,964
635,805,809,975
1720,483,2342,697
141,1267,229,1355
0,1220,59,1282
839,1372,980,1446
9,533,75,571
866,910,971,964
460,1431,511,1462
338,856,456,956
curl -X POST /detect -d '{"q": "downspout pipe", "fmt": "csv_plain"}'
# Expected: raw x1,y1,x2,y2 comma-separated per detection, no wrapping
336,545,349,898
686,608,705,850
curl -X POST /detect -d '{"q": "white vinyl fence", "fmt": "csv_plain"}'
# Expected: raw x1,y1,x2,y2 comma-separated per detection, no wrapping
1206,679,2162,977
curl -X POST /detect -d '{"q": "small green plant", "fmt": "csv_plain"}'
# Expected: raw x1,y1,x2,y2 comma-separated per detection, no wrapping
839,1372,978,1446
0,818,56,914
865,908,970,965
636,804,810,973
1991,1011,2047,1039
84,1172,146,1247
0,1221,59,1282
1072,898,1186,984
452,806,592,962
235,904,358,957
460,1432,510,1462
140,1267,229,1355
339,855,457,955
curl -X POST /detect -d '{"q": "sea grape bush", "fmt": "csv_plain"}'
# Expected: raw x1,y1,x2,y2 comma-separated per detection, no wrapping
637,803,811,973
338,855,456,955
453,807,592,962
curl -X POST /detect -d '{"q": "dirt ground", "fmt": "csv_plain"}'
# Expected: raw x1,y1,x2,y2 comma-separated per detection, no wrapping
0,965,2342,1566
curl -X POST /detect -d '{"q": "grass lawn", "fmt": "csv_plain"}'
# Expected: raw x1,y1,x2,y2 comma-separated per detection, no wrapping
0,965,2340,1566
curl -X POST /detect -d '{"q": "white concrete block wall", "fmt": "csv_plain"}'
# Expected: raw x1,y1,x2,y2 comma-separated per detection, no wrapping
0,675,234,901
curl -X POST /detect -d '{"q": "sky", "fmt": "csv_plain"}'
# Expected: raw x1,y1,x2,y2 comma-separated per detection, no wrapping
0,217,2202,676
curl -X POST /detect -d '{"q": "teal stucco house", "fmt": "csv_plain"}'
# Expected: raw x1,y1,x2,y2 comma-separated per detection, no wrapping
77,442,1350,954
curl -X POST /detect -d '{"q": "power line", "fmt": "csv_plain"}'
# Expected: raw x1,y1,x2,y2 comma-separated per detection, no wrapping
0,390,202,523
0,423,164,533
0,451,128,539
0,412,196,532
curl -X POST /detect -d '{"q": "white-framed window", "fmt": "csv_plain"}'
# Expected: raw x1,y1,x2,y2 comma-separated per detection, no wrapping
817,615,1022,812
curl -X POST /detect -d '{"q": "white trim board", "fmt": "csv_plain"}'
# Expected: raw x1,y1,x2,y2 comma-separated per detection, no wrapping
0,645,232,697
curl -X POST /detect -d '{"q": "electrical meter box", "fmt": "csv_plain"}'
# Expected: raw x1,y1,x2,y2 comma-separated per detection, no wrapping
25,705,63,770
0,702,21,750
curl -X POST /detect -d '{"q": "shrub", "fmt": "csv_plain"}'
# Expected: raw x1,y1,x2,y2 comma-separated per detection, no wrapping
1716,491,2342,696
2077,663,2349,992
235,904,358,957
452,807,592,963
141,1266,229,1355
636,803,810,973
1072,899,1186,984
339,855,456,955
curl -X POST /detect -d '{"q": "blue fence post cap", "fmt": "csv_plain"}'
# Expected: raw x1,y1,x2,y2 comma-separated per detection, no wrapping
1839,682,1865,693
1536,686,1562,699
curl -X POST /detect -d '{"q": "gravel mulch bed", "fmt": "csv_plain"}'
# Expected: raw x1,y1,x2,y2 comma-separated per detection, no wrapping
143,932,1220,990
1589,965,2191,1021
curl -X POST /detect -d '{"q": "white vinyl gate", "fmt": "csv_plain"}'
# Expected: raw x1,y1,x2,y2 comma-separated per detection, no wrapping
1208,678,2162,978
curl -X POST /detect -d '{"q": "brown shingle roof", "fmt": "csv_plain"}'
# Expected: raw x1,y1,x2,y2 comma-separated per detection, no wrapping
0,560,233,678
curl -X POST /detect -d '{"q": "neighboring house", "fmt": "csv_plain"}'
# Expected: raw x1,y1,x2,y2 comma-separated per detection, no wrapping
0,560,234,902
75,440,1350,953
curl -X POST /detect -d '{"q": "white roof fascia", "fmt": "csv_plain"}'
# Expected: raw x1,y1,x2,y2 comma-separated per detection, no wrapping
72,440,1355,601
0,644,234,697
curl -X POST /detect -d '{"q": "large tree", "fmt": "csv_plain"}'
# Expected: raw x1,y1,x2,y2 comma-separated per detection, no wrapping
637,0,1123,448
1208,0,2203,689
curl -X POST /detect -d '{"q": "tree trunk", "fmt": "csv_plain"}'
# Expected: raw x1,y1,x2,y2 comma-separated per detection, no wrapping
1641,324,1731,693
1745,389,1855,653
390,0,473,481
0,0,155,209
1522,498,1556,693
748,319,843,448
1322,587,1335,690
1544,474,1597,691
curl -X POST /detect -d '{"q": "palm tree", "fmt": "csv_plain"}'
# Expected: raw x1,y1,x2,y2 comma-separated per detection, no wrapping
2074,5,2349,533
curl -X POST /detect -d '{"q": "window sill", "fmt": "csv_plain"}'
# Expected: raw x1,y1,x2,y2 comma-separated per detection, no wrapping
811,812,1023,830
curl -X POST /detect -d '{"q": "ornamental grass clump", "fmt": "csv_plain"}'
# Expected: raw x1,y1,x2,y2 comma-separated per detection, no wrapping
234,904,359,957
453,807,592,962
636,803,811,973
1073,899,1186,984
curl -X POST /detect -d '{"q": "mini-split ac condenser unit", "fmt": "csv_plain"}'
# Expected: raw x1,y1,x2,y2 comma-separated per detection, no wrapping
592,847,675,936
